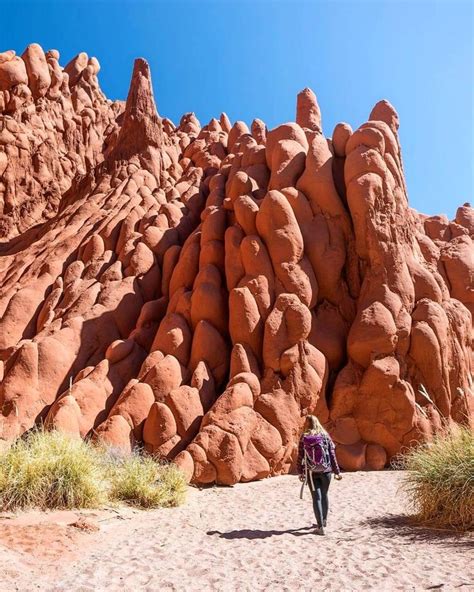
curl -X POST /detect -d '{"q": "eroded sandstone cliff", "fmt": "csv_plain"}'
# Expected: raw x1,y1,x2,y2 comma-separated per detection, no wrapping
0,44,472,484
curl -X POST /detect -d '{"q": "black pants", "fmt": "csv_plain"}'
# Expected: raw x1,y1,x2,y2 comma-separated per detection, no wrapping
309,472,332,527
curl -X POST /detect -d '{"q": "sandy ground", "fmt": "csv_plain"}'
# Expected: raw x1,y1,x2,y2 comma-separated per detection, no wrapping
0,471,472,592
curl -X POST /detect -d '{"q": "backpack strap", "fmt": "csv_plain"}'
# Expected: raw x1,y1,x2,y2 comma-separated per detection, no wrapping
303,448,316,491
300,448,309,499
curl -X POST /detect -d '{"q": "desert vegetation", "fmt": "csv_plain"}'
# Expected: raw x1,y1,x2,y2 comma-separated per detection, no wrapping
109,453,187,508
399,426,474,531
0,430,187,511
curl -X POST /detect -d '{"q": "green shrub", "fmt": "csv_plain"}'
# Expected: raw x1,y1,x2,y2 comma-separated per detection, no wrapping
399,426,474,531
0,430,187,511
109,454,187,508
0,430,106,511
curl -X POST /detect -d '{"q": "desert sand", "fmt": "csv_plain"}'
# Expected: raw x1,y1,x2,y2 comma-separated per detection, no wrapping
0,471,472,591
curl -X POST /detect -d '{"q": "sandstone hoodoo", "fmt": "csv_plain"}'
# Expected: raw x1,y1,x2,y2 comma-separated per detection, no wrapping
0,44,472,485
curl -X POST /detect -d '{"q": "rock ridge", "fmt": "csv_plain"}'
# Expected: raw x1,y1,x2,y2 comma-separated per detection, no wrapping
0,44,472,485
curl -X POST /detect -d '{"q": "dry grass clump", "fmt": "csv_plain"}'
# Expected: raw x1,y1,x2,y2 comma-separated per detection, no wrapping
109,454,187,508
399,426,473,531
0,430,187,511
0,430,106,511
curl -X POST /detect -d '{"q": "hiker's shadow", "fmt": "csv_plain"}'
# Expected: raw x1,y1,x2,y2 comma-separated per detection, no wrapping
207,527,314,540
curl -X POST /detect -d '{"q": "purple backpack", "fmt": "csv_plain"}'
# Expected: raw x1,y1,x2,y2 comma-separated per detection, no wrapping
303,433,331,473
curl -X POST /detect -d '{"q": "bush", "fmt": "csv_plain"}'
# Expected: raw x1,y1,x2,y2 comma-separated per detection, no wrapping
399,427,474,531
0,430,106,511
109,455,187,508
0,430,187,512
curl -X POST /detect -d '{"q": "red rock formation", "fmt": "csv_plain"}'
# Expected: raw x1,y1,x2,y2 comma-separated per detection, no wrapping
0,45,472,483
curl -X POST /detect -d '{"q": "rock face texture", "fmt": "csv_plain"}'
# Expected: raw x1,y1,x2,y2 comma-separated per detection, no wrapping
0,45,472,483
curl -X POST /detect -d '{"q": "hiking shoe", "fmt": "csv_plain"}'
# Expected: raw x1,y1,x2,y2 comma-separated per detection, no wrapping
313,526,325,535
323,520,327,527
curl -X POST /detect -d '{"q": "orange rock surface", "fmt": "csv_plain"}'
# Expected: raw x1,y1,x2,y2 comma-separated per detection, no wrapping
0,45,472,483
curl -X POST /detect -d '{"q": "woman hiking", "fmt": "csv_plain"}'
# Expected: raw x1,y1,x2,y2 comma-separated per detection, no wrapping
297,415,342,535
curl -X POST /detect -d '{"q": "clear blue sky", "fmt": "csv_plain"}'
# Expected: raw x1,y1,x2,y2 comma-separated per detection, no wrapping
1,0,472,217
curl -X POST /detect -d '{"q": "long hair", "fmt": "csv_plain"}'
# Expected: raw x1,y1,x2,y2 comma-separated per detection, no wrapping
303,415,327,435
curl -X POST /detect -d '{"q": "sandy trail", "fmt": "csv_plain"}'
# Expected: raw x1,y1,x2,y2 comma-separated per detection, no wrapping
0,471,472,592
